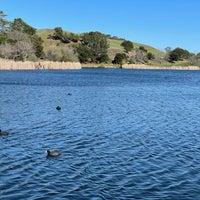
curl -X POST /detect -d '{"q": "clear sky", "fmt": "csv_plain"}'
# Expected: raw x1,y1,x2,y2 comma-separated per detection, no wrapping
0,0,200,53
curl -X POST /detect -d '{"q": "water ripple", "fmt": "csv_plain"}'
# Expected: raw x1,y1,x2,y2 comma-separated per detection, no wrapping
1,69,200,199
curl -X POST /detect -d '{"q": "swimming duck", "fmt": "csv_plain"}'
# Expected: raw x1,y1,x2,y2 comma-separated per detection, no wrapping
0,129,9,135
46,150,61,157
56,106,61,111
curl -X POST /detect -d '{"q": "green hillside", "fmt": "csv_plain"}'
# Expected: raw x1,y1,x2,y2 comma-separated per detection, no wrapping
36,29,79,62
1,9,197,66
108,38,163,56
36,29,165,65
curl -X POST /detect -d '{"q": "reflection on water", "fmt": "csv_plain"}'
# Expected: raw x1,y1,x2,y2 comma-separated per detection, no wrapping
1,69,200,199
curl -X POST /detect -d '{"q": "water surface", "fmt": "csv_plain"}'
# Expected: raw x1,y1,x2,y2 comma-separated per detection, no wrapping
1,69,200,199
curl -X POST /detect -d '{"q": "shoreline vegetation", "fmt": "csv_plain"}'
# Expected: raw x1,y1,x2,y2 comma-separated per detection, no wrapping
0,59,81,70
122,64,200,70
0,59,200,70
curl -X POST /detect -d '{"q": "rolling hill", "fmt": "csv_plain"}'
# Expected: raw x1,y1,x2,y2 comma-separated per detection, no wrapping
36,29,165,65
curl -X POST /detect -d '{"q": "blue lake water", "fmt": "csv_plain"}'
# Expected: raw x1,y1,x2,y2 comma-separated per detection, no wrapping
1,68,200,199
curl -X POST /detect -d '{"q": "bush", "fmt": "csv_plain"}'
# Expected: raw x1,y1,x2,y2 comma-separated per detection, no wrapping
112,53,128,65
168,48,190,62
147,52,155,60
96,54,109,63
121,40,133,52
139,46,147,52
51,27,64,40
129,49,148,64
76,44,93,63
45,45,78,62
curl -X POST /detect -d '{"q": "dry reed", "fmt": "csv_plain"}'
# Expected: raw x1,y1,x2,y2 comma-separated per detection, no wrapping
0,58,81,70
122,64,200,70
1,58,200,70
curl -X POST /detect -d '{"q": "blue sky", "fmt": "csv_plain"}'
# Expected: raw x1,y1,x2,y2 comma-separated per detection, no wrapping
0,0,200,53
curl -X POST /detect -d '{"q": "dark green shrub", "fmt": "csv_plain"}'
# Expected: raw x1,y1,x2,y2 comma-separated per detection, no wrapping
76,44,93,63
121,40,133,52
147,52,155,60
168,48,190,62
96,54,109,63
112,53,128,65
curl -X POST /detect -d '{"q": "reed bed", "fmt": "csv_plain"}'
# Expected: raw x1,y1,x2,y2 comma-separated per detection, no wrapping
122,64,200,70
0,59,81,70
1,58,199,70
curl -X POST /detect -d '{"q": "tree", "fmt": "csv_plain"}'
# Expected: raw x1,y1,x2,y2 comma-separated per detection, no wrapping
196,52,200,59
15,40,35,61
139,46,147,52
168,47,190,62
164,46,172,61
52,27,64,40
31,34,44,58
80,31,109,63
7,31,35,61
129,48,148,64
112,53,127,65
10,18,43,58
49,27,80,44
147,52,155,60
45,45,78,62
50,27,70,43
11,18,44,58
68,33,80,43
0,33,6,44
121,40,133,52
165,47,171,54
168,52,179,62
61,32,71,43
0,10,10,33
96,54,109,63
0,10,10,45
0,43,13,59
11,18,36,35
189,54,199,66
0,11,44,60
76,44,93,63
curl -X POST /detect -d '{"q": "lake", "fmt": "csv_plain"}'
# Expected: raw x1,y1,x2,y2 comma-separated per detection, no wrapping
1,68,200,199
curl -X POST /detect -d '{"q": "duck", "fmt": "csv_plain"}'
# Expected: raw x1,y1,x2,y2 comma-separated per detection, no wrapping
56,106,61,111
0,129,9,135
46,150,61,157
67,93,72,96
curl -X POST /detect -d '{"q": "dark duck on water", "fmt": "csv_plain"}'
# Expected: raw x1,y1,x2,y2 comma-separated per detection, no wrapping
46,150,61,157
0,129,9,135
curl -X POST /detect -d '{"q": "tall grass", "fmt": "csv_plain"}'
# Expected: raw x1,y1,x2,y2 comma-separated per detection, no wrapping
0,58,81,70
122,63,200,70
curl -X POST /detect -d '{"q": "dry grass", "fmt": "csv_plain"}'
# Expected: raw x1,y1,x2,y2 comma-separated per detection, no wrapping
1,58,199,71
0,58,81,70
122,64,200,70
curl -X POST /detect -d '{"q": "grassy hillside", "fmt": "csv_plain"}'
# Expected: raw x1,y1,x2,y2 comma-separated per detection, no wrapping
108,38,163,56
36,29,164,64
36,29,79,62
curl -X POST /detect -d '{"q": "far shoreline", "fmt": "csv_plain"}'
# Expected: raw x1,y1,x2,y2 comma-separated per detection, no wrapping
82,63,200,70
0,58,200,71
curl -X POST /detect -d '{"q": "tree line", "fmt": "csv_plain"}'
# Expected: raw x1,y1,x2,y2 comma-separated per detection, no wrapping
0,10,200,66
0,11,43,61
